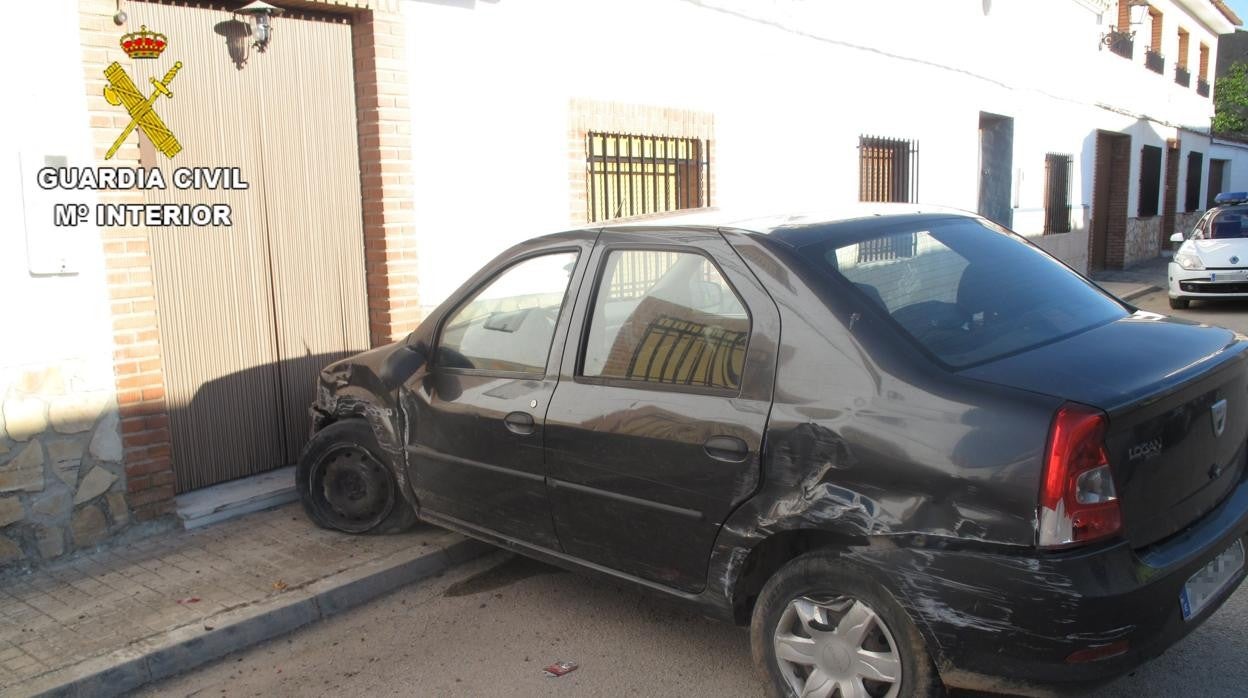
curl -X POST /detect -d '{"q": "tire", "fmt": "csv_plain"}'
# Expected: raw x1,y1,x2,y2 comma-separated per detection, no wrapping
297,419,418,534
750,551,942,698
1169,296,1190,310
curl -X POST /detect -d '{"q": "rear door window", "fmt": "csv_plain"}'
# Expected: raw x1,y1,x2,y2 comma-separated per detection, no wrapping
582,249,750,391
810,218,1128,368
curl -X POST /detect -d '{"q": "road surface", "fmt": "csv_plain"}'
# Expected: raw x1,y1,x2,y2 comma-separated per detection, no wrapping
144,289,1248,697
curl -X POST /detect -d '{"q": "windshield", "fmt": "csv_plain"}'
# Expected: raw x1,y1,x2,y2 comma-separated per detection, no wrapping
801,218,1129,368
1207,206,1248,239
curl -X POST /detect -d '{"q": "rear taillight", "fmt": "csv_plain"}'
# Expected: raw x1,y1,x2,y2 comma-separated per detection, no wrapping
1038,403,1122,548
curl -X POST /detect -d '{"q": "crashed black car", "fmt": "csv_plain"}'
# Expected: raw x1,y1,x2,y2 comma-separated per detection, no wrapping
299,209,1248,697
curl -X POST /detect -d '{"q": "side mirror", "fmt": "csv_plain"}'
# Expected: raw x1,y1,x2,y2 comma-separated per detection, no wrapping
1169,232,1186,243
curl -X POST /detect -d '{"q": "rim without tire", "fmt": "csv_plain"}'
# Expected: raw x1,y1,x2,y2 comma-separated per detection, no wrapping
308,443,395,533
773,595,903,698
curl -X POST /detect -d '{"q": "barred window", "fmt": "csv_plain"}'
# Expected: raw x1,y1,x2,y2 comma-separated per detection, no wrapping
1185,151,1203,212
586,132,709,223
1043,153,1073,234
859,135,918,204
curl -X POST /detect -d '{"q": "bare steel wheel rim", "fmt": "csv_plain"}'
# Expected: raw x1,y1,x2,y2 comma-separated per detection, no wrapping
310,443,395,533
773,595,902,698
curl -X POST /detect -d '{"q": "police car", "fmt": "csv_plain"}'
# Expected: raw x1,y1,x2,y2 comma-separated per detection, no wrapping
1169,191,1248,309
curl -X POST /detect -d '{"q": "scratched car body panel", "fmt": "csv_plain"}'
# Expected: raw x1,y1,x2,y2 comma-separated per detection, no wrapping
303,210,1248,695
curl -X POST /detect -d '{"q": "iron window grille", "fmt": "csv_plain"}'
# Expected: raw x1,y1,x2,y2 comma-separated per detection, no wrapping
1043,153,1073,234
1145,49,1165,74
1185,151,1203,212
857,233,918,263
1105,31,1134,59
1197,79,1210,97
858,135,919,204
586,132,709,223
1176,65,1191,87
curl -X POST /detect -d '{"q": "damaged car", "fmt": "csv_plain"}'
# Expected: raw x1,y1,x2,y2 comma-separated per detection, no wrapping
300,208,1248,697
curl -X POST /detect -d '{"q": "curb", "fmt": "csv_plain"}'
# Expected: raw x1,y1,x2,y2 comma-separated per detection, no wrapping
13,536,493,698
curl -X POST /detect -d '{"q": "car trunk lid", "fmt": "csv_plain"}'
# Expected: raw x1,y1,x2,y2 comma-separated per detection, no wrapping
963,312,1248,548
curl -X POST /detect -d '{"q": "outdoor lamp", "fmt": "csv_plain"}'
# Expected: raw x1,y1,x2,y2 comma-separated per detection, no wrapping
236,0,283,53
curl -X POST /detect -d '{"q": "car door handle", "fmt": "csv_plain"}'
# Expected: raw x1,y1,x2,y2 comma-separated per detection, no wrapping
704,435,749,463
503,411,536,436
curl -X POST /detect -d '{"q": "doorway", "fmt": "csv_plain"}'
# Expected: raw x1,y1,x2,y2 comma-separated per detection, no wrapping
128,2,371,492
1090,131,1131,271
1209,158,1229,208
978,112,1014,228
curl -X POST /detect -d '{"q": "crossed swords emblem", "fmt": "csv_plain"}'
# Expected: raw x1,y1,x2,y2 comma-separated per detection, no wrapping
103,61,183,160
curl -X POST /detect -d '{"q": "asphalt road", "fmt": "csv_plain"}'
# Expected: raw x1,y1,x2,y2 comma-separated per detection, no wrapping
144,290,1248,698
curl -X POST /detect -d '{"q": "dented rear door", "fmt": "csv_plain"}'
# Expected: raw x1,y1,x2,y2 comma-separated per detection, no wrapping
543,228,780,593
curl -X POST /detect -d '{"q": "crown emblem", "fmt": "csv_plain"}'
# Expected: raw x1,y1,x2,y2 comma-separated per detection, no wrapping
120,25,168,59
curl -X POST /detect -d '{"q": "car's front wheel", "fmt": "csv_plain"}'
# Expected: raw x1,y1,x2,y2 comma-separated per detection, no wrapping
750,551,941,698
1169,296,1191,309
297,419,417,534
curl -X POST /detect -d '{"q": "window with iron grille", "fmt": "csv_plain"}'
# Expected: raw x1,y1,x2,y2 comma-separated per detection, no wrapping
859,135,919,204
1043,153,1073,234
585,132,709,223
1139,145,1163,217
1185,151,1203,212
857,233,917,263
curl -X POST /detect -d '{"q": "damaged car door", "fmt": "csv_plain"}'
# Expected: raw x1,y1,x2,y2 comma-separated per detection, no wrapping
402,242,589,548
543,229,780,592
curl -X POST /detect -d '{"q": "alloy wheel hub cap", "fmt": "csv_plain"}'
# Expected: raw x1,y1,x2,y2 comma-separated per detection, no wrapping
773,595,902,698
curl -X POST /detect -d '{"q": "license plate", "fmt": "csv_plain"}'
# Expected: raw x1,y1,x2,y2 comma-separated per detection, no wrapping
1180,538,1245,621
1211,270,1248,282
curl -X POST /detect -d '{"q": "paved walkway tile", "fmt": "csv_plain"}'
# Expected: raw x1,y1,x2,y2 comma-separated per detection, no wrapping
0,503,457,691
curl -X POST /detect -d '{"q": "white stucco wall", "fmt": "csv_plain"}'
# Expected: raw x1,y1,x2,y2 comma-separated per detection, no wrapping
4,1,114,389
402,0,1232,309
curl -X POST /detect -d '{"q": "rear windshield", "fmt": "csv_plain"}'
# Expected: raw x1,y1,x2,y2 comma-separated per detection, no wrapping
1208,206,1248,239
802,218,1129,368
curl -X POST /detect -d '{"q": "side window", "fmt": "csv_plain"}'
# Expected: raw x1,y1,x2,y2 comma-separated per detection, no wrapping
582,249,749,391
438,252,578,374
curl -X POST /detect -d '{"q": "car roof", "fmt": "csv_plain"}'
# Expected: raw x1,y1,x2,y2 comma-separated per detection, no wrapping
596,203,981,247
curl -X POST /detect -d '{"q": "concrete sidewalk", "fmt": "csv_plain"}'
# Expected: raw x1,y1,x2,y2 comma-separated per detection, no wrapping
1090,255,1169,302
0,503,487,697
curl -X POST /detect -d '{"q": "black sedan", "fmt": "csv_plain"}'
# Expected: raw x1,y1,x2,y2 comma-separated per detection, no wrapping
299,210,1248,697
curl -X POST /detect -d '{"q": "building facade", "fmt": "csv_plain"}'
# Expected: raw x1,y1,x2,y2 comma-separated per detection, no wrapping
0,0,1240,568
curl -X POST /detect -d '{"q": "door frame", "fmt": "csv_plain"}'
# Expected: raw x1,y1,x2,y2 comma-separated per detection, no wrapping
79,0,418,517
1089,130,1131,271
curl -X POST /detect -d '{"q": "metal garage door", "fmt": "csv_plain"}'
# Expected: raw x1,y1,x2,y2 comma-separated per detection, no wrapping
129,1,370,491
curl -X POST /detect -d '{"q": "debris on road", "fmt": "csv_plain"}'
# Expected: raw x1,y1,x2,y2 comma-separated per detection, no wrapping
176,597,201,605
543,660,578,678
272,579,288,591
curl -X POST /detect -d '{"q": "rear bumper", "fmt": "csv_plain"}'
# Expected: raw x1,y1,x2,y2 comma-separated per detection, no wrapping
892,476,1248,695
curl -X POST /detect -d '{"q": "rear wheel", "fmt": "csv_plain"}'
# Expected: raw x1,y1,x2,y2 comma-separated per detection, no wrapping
298,420,417,534
751,551,941,698
1169,296,1190,309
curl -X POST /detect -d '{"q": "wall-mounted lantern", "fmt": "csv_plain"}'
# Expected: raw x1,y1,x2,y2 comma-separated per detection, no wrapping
236,1,284,54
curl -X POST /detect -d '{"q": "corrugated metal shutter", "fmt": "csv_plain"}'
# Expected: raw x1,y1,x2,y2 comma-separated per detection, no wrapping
130,1,369,491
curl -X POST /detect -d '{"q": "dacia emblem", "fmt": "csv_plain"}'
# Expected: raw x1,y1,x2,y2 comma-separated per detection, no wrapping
1232,256,1241,265
1212,398,1228,438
